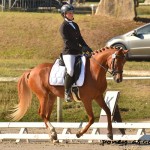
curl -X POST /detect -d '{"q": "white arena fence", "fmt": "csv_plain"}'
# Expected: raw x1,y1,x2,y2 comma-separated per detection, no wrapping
1,122,150,143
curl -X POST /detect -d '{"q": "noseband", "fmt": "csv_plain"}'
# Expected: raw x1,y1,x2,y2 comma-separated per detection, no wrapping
91,51,125,76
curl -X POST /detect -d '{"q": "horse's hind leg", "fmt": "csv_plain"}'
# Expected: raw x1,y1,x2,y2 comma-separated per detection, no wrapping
95,95,113,140
37,92,58,143
45,94,58,142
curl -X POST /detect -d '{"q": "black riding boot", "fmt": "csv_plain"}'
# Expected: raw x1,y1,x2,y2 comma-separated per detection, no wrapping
64,74,73,102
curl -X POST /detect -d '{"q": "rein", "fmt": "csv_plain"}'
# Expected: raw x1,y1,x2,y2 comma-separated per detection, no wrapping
91,51,125,76
91,56,113,75
83,52,112,73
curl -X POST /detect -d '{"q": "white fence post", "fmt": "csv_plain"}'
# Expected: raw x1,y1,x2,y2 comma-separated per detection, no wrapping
57,97,62,122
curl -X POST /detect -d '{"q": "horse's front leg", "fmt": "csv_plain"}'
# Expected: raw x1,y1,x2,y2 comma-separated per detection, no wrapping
76,100,94,138
95,95,113,140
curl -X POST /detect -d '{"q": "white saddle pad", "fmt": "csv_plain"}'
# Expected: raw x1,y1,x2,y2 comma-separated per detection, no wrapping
49,56,86,86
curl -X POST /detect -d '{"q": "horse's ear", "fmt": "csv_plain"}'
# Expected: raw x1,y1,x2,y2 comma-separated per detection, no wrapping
123,50,129,54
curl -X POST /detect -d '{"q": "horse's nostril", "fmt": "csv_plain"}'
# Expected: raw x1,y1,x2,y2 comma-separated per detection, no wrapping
117,78,122,83
116,79,120,83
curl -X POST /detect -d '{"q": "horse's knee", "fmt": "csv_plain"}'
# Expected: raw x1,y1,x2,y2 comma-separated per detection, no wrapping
90,117,94,124
76,117,94,138
104,107,111,116
107,110,111,116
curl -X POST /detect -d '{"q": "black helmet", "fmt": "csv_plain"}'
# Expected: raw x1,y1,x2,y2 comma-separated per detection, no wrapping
60,4,74,17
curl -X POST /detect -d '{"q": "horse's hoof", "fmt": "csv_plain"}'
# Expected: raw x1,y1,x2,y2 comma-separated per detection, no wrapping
107,133,113,140
76,131,81,138
49,133,58,143
53,139,59,144
51,133,58,140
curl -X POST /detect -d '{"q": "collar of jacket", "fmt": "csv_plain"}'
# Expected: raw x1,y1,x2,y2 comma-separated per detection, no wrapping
65,18,76,29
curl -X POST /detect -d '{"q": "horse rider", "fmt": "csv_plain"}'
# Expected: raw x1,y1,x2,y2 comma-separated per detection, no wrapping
60,4,92,102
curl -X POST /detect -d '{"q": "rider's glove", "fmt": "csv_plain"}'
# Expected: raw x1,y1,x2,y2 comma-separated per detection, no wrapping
82,46,93,53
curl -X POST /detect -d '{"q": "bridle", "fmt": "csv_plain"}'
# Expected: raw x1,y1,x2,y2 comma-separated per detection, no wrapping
91,51,126,76
111,52,125,76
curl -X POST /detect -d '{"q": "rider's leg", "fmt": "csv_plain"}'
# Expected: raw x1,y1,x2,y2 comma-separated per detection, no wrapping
64,73,73,102
63,55,76,102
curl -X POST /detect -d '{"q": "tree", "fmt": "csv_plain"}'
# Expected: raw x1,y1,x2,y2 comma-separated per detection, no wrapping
95,0,138,20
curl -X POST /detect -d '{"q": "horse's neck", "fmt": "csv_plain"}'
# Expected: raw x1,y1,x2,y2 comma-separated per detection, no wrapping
89,51,113,81
91,51,112,67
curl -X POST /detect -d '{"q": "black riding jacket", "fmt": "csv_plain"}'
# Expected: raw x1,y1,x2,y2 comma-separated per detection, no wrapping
59,20,88,55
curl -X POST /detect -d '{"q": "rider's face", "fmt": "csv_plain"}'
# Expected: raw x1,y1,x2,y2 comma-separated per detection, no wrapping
65,11,74,20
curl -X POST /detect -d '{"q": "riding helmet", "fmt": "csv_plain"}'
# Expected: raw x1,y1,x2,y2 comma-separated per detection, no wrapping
60,4,74,17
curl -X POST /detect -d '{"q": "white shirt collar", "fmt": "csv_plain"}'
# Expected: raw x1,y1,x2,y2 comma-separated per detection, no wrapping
65,18,76,29
65,18,73,23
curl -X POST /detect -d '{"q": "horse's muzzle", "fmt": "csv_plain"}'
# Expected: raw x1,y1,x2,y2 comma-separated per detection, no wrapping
113,74,123,83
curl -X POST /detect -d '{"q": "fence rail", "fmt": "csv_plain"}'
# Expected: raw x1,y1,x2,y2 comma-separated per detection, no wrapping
1,122,150,142
0,76,150,82
0,0,62,12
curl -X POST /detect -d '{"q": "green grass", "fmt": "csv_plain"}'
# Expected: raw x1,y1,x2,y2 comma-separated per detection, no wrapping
0,12,145,60
0,12,150,122
137,5,150,16
0,59,48,77
107,80,150,121
0,79,149,122
124,61,150,71
0,12,62,60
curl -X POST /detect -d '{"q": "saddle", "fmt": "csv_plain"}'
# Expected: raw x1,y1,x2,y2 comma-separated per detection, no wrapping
59,54,82,85
49,54,86,101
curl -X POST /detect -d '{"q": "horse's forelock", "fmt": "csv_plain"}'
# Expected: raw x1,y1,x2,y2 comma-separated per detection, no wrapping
115,48,126,58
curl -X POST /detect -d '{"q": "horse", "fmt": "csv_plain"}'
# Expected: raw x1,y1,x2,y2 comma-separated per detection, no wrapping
9,47,128,143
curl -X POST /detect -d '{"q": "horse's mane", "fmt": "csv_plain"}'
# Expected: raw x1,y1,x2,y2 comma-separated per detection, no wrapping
92,46,116,56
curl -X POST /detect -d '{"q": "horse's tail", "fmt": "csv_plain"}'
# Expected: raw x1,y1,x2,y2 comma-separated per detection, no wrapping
9,70,32,121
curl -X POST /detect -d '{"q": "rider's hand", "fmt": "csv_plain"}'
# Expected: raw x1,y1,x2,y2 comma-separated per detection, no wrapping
82,46,93,53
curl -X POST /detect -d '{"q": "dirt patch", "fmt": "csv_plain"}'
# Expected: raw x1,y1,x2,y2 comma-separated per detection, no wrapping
1,141,150,150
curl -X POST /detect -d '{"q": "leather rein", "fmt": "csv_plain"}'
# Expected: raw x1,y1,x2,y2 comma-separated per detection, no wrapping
91,51,125,76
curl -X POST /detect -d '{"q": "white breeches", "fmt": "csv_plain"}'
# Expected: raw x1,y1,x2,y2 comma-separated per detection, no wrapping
62,55,77,77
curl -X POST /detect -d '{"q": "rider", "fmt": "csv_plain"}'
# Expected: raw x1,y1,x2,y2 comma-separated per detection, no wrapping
60,4,92,102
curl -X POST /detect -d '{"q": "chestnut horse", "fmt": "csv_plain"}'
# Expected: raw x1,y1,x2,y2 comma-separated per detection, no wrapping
9,47,128,143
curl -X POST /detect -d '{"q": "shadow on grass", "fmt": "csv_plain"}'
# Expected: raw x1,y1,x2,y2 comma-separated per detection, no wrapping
134,17,150,23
